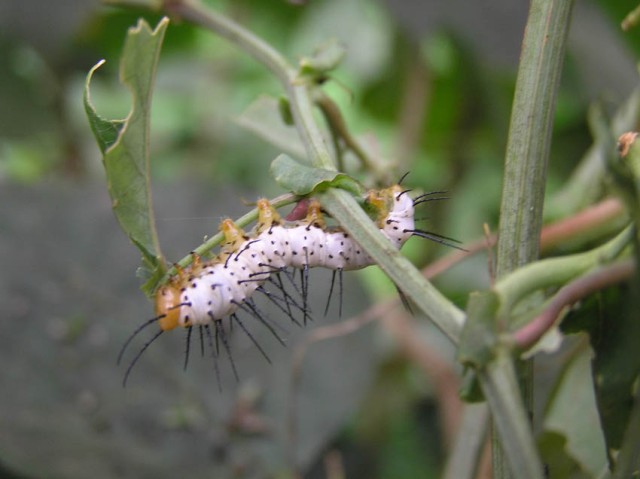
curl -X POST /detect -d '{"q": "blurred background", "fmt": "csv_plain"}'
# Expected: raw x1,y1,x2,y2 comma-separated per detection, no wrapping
0,0,638,477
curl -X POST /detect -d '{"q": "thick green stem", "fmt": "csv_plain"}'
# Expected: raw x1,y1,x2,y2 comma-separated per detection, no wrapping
494,0,574,477
497,0,574,275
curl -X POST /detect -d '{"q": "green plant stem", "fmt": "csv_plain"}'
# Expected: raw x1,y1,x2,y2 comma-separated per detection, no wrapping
442,404,490,479
479,350,546,479
511,259,635,349
493,0,574,476
497,0,572,261
314,93,379,174
494,225,632,317
168,1,288,81
497,0,574,276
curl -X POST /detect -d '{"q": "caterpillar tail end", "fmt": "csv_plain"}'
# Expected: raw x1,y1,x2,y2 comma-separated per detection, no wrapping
155,285,182,331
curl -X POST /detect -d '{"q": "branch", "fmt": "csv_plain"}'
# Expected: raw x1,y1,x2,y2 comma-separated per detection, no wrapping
494,226,633,316
511,260,635,349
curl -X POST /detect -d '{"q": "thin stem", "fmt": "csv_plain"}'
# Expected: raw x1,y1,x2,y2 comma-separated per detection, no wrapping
539,198,625,250
494,225,633,315
442,404,491,479
166,0,289,82
421,196,625,282
314,93,378,173
479,350,545,479
511,259,635,349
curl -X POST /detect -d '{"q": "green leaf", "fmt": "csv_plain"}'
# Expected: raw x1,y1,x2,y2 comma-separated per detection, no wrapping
83,17,169,295
537,432,590,479
543,338,608,477
591,286,640,453
270,154,362,196
561,282,640,455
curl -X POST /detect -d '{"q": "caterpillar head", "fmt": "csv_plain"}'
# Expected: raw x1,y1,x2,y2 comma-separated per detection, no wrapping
366,185,415,247
367,185,410,226
155,285,183,331
388,184,414,219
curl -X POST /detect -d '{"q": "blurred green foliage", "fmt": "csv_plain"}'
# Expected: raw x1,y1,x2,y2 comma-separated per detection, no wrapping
1,0,599,191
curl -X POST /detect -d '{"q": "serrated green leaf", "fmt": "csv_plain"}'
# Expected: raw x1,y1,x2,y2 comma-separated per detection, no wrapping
84,18,169,295
270,153,362,196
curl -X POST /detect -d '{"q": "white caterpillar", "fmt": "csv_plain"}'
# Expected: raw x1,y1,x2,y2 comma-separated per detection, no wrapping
119,184,453,385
